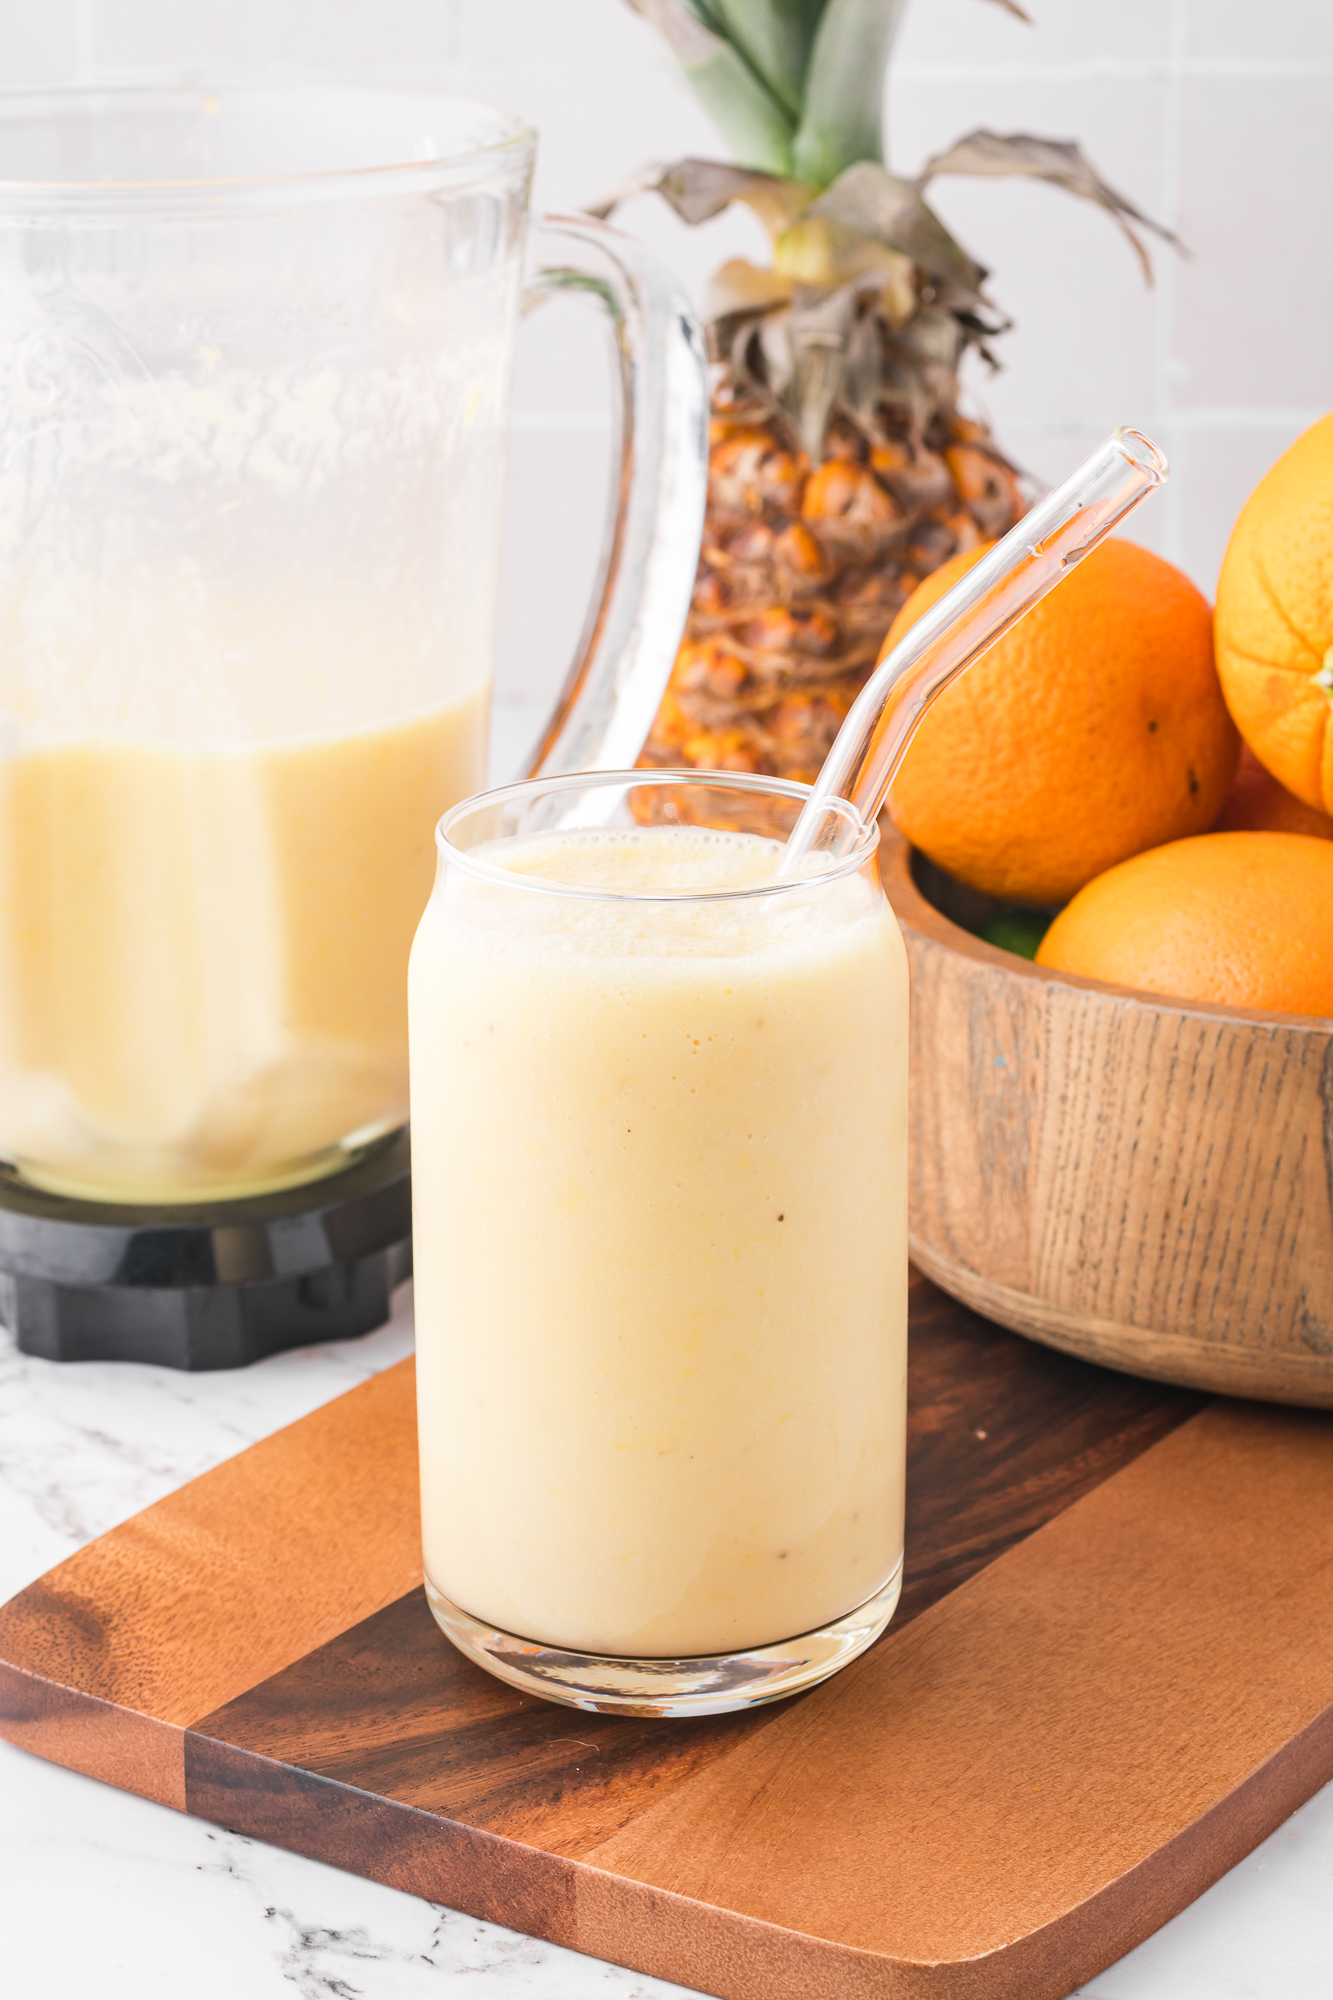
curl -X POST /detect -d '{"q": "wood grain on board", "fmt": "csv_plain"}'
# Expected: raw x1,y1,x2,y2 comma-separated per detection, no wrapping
182,1278,1202,1855
881,827,1333,1407
572,1398,1333,2000
0,1358,421,1808
3,1277,1331,2000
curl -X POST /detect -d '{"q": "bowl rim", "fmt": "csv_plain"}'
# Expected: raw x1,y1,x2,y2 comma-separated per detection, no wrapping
878,822,1333,1037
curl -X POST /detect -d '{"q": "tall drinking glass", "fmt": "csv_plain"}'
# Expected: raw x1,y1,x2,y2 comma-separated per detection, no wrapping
409,771,907,1716
0,84,705,1208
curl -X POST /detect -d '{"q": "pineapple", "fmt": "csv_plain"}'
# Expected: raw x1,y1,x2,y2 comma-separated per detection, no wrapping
600,0,1176,787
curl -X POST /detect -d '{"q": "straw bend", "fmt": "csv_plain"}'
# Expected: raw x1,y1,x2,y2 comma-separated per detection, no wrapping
778,427,1169,875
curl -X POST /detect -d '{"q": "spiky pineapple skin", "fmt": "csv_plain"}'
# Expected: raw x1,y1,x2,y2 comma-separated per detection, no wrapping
639,374,1025,787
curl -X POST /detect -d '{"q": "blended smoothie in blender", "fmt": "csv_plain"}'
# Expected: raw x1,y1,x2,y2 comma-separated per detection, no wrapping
0,106,526,1205
0,682,487,1202
0,257,515,1203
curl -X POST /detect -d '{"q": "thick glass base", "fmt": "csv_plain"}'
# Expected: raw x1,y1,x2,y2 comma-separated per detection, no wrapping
4,1119,400,1209
424,1559,904,1717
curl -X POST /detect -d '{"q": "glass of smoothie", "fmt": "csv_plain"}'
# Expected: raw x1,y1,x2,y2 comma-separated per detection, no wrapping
409,769,908,1716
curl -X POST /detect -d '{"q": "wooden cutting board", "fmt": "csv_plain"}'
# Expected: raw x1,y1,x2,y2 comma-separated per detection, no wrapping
3,1273,1332,2000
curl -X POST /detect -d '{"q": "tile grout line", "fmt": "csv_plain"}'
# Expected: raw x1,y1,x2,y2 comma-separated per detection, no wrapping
894,57,1333,84
72,0,97,82
992,410,1328,438
1155,0,1189,569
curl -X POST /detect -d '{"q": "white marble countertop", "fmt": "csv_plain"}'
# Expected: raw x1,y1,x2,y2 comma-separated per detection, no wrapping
2,1290,1331,2000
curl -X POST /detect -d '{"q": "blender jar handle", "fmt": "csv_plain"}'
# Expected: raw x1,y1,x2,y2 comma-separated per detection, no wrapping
520,214,709,779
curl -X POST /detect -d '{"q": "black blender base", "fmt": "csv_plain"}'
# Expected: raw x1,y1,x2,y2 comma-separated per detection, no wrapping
0,1131,412,1370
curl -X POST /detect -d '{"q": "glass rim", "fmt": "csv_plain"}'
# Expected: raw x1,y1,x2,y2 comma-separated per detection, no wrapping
0,81,535,212
436,769,880,904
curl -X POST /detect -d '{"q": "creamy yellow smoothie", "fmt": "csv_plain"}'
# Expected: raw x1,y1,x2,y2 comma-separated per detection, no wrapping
0,683,488,1202
409,822,909,1659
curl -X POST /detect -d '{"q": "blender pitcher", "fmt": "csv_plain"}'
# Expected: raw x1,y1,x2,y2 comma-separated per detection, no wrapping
0,83,707,1219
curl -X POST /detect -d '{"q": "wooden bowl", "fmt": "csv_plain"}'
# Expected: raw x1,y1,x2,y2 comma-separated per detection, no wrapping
879,823,1333,1408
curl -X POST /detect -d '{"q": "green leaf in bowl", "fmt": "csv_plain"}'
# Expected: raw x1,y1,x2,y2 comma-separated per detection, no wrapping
976,909,1051,960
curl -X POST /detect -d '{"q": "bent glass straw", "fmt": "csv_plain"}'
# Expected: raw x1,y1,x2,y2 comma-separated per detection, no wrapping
777,428,1169,875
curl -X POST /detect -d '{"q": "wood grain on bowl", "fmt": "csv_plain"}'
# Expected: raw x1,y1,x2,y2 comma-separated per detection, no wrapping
880,823,1333,1407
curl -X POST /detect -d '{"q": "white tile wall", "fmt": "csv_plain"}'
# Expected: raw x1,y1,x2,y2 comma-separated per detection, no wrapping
6,0,1330,707
887,0,1333,586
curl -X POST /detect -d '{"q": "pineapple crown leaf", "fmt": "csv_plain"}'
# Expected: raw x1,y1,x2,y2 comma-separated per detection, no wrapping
918,129,1187,285
625,0,1035,183
585,157,814,235
623,0,799,173
705,256,798,319
585,155,986,330
790,0,907,186
811,162,988,295
607,1,1177,466
627,0,909,180
695,1,827,119
586,156,997,364
627,0,719,62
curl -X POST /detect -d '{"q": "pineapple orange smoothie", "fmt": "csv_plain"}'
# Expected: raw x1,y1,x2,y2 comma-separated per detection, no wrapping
0,683,488,1203
409,821,909,1659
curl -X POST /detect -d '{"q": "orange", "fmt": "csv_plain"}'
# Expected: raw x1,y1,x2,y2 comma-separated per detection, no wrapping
1035,832,1333,1015
1214,412,1333,814
883,538,1239,905
1212,744,1333,840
